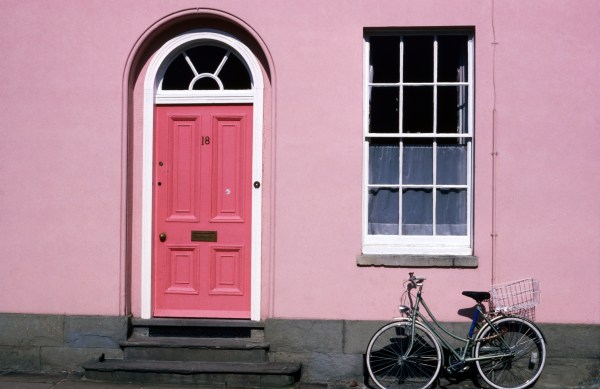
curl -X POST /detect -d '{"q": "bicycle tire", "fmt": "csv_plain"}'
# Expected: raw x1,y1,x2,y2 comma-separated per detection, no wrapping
366,320,442,389
474,316,546,389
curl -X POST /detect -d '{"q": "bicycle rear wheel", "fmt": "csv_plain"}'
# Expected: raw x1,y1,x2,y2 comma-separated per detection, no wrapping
366,320,442,389
475,316,546,389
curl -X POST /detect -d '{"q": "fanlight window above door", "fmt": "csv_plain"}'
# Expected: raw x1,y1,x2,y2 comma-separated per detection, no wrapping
160,45,252,91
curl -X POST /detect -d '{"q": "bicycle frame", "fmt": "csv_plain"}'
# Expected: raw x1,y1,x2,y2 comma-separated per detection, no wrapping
403,282,514,367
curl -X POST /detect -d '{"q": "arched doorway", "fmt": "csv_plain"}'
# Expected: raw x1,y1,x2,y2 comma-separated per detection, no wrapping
139,30,265,320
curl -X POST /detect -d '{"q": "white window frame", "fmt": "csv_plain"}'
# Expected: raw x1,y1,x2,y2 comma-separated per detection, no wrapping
362,30,474,256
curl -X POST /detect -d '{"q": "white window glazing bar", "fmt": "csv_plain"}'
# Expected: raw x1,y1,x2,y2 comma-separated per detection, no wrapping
432,35,439,236
467,35,475,242
367,133,472,138
398,36,404,235
362,37,371,241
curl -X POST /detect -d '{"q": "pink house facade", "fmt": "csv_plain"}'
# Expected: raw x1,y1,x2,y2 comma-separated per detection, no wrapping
1,0,598,385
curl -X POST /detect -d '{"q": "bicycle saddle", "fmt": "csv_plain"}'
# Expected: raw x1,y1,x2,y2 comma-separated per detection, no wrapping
462,291,490,303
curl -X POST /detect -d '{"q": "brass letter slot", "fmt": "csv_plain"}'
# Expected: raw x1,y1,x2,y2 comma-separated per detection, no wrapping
191,231,217,242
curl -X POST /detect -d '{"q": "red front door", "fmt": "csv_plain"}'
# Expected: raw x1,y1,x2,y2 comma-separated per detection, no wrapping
153,105,253,318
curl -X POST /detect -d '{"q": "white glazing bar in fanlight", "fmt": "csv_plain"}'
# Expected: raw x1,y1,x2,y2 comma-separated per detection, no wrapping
183,52,199,77
214,51,230,77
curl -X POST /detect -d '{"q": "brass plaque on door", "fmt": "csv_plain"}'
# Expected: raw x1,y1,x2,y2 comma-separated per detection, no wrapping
191,231,217,242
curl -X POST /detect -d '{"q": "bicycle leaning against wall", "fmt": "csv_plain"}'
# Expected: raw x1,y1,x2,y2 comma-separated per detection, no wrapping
366,273,546,389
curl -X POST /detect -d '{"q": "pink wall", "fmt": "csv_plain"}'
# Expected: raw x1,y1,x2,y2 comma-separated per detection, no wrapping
0,1,598,323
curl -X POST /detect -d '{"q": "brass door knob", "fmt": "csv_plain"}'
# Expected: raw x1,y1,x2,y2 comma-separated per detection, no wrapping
159,233,167,242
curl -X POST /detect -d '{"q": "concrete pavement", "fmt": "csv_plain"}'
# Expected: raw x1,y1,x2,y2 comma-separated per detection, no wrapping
1,358,598,389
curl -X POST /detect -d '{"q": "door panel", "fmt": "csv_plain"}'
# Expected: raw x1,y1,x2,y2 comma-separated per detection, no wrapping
153,105,252,318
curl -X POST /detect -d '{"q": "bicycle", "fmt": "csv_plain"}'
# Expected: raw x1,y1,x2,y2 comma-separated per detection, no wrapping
365,273,546,389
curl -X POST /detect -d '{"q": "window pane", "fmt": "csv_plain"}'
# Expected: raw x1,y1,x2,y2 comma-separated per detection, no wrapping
192,77,220,90
218,53,252,89
161,45,251,91
436,189,467,235
437,35,468,83
403,35,434,83
403,142,433,185
162,54,195,90
369,87,399,133
370,36,400,83
437,86,468,134
402,189,433,235
437,144,467,185
369,188,399,235
403,86,433,133
186,45,228,75
369,140,399,185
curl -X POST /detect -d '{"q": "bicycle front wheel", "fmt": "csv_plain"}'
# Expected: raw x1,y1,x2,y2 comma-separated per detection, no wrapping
475,316,546,389
366,320,442,389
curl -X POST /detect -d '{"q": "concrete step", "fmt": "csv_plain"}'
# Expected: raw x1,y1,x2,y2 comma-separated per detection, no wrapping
83,359,301,388
122,336,270,362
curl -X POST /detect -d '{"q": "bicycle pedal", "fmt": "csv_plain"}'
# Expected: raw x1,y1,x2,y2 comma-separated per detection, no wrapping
447,364,470,374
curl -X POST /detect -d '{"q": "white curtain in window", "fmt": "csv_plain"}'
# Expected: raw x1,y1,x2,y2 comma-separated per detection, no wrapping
368,144,398,234
368,143,467,236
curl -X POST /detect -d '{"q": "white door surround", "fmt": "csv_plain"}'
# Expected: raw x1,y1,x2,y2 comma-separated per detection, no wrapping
140,30,264,320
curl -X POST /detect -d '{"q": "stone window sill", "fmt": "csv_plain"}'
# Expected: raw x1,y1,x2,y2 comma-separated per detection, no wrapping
357,254,478,268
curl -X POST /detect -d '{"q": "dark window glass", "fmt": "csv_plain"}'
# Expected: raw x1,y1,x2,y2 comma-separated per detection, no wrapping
438,35,468,82
437,86,467,133
403,86,433,133
219,53,252,89
162,54,195,90
369,87,399,133
186,45,228,75
192,77,220,90
369,36,400,83
404,36,433,83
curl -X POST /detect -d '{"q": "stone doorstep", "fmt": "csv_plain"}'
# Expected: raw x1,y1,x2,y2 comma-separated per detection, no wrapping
121,336,270,363
83,319,301,387
83,359,301,387
85,359,300,375
122,336,270,350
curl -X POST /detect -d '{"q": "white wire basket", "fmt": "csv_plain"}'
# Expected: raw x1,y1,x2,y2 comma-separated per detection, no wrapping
490,278,540,321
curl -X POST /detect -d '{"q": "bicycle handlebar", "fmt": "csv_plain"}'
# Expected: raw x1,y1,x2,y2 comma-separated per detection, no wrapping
408,272,426,286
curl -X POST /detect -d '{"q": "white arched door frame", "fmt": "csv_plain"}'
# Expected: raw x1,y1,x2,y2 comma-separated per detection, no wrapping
141,30,264,320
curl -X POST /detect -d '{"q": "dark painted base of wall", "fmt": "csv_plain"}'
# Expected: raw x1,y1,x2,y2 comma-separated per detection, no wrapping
265,319,600,386
0,314,598,386
0,314,127,373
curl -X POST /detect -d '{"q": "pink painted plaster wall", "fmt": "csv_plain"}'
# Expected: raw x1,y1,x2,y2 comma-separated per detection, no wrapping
0,0,598,323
